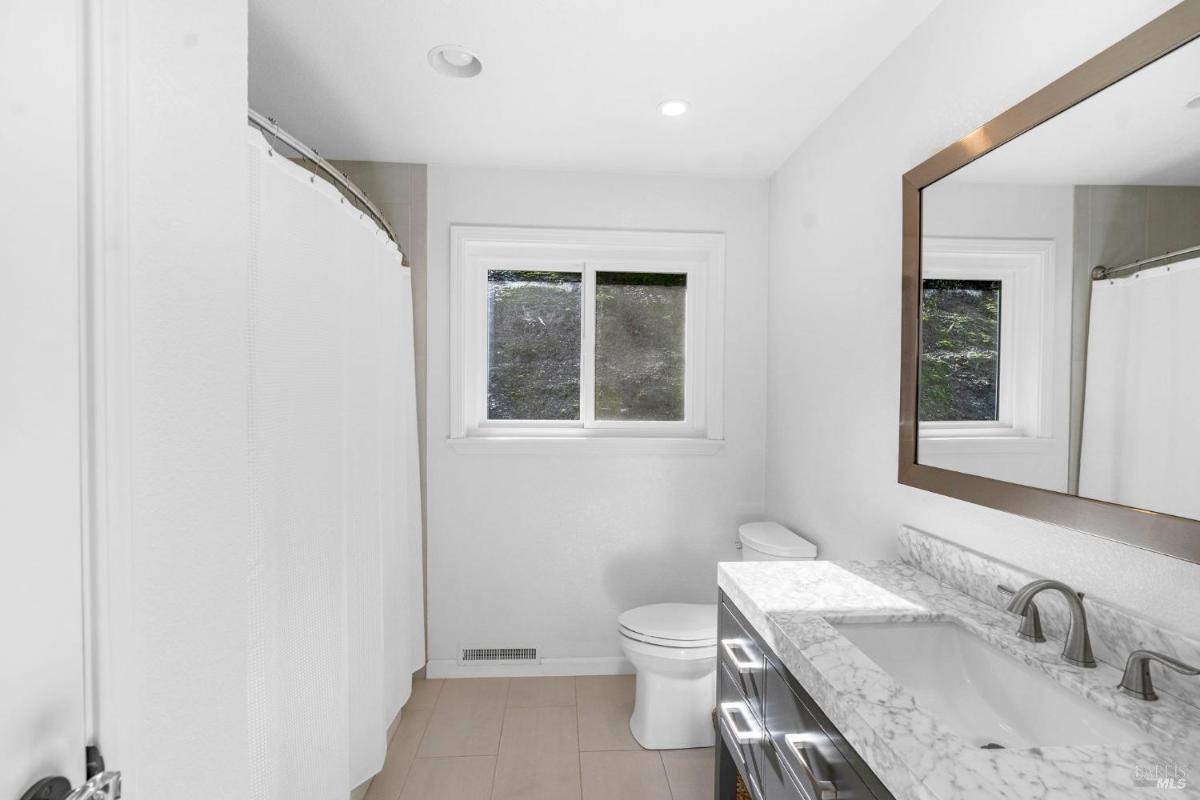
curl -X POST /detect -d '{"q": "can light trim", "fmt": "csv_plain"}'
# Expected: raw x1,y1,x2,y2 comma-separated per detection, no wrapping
428,44,483,78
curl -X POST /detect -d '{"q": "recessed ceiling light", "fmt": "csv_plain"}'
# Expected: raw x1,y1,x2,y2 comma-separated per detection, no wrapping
658,99,690,117
428,45,482,78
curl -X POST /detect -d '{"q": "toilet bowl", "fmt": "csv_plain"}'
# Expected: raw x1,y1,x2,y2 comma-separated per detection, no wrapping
618,603,718,749
618,522,818,750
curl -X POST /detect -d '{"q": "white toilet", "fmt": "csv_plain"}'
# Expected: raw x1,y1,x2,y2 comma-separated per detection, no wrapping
617,522,817,749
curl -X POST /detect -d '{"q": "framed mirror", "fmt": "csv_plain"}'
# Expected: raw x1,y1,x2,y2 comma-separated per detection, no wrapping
899,1,1200,563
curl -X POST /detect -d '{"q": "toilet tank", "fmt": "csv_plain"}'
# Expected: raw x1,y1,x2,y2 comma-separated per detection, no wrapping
738,521,818,561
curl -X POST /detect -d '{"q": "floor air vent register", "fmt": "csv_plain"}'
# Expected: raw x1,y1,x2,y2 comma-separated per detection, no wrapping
459,647,539,664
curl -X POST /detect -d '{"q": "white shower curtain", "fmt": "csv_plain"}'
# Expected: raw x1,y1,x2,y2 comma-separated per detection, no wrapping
1078,256,1200,520
246,129,424,799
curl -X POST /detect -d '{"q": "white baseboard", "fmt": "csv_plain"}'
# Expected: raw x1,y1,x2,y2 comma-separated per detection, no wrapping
425,656,633,679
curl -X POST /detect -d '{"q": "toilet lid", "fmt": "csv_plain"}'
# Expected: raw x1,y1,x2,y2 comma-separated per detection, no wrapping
739,521,818,558
618,603,717,645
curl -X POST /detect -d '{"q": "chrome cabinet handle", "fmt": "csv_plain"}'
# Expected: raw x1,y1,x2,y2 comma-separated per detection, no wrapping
721,639,762,674
718,701,764,744
785,735,837,800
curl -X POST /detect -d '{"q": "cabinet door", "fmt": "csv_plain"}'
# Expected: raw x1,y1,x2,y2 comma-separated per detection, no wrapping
759,666,804,800
756,735,796,800
764,664,881,800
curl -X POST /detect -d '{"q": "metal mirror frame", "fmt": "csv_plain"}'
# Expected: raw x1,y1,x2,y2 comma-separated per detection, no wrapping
899,0,1200,563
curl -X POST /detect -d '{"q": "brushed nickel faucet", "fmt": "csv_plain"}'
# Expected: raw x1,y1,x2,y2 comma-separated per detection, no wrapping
1118,650,1200,701
1004,579,1096,668
997,585,1044,642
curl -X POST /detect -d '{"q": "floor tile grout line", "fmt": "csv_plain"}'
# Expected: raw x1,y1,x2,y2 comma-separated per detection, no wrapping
489,679,512,799
392,711,431,800
408,686,438,763
574,677,584,763
576,694,585,800
658,752,676,800
367,684,432,800
486,753,499,800
424,677,445,712
576,677,585,800
398,755,501,800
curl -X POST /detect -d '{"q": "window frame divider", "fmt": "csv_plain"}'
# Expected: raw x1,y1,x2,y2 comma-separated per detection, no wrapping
581,262,597,428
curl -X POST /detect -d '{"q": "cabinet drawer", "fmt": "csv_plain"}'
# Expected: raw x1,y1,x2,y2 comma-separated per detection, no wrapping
763,663,882,800
718,662,767,799
719,601,767,718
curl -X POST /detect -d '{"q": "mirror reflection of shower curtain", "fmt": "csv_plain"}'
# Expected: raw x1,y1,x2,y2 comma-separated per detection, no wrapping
246,129,425,800
1078,256,1200,520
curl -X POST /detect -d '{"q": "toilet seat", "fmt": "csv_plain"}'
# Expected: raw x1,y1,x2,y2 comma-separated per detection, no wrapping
618,603,717,649
619,626,717,648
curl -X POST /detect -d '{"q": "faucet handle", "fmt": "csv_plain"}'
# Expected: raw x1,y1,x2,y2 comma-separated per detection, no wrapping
998,585,1045,642
1119,650,1200,701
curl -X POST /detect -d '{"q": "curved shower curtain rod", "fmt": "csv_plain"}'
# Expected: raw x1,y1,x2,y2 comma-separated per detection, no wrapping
248,108,401,248
1091,242,1200,281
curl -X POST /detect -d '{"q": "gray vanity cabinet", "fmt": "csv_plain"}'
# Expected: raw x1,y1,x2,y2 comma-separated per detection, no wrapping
716,592,895,800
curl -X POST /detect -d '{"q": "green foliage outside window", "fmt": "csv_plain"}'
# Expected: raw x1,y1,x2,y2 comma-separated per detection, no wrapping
919,279,1001,422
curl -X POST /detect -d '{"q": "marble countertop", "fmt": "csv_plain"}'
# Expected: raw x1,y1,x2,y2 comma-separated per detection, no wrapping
718,560,1200,800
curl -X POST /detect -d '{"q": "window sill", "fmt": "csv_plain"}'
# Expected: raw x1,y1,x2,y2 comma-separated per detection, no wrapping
918,435,1056,456
445,436,726,456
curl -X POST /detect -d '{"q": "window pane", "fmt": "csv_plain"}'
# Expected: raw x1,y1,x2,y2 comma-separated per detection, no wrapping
487,270,582,420
919,278,1001,422
594,272,686,421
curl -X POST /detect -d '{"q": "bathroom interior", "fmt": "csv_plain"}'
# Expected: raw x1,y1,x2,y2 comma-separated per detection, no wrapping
5,1,1200,799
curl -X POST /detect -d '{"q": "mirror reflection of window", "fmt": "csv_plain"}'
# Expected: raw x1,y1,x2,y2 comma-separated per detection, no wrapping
919,279,1001,423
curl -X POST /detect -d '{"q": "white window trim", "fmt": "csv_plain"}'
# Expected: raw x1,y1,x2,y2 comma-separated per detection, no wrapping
918,237,1055,454
449,225,725,450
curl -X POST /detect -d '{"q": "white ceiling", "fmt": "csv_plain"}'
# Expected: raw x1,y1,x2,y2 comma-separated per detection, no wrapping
249,0,941,176
941,37,1200,187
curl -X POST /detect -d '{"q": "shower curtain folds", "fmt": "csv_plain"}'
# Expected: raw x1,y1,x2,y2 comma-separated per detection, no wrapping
1078,255,1200,521
246,127,424,800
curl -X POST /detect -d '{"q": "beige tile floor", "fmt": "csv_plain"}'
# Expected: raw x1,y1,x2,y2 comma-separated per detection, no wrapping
362,675,715,800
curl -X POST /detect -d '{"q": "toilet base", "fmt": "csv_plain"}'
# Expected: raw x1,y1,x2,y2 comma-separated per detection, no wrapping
621,635,717,750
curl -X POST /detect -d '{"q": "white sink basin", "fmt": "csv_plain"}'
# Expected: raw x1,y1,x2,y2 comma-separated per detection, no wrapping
834,621,1148,749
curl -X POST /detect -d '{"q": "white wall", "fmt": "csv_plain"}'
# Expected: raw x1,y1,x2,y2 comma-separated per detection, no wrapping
765,0,1200,637
426,166,768,670
92,1,251,796
920,181,1074,491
